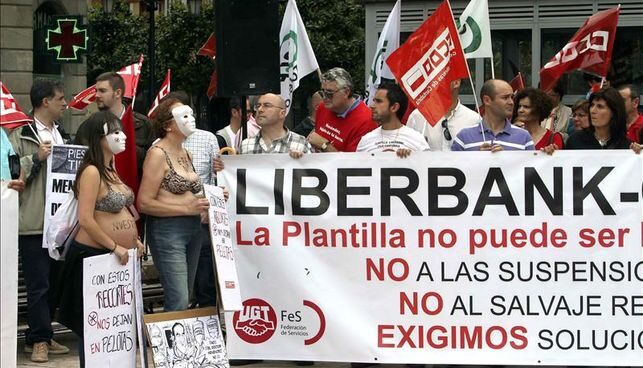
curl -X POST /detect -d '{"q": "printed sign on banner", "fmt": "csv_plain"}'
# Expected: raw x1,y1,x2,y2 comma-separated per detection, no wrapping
144,308,230,368
43,144,87,248
219,152,643,365
83,249,138,367
1,184,19,368
204,184,242,311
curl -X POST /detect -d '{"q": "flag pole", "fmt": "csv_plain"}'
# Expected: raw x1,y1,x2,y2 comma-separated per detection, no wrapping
490,58,495,79
446,0,485,142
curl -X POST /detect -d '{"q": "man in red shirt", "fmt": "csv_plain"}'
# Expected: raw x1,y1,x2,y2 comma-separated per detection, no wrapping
308,67,377,152
618,84,643,143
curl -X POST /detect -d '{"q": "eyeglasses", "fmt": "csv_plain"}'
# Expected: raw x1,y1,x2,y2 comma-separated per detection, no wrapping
441,119,452,141
254,102,285,110
319,88,344,99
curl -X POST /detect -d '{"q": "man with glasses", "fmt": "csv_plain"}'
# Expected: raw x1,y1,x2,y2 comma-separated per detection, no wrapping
307,67,377,152
452,79,534,152
406,79,480,151
239,93,311,155
357,82,429,156
617,84,643,143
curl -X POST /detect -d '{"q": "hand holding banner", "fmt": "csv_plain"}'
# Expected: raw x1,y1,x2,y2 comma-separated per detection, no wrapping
386,0,469,126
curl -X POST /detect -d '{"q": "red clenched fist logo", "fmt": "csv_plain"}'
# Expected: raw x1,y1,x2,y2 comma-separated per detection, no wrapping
233,298,277,344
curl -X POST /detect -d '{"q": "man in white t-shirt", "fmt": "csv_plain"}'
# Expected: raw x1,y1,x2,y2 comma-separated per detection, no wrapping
357,82,429,157
406,79,480,151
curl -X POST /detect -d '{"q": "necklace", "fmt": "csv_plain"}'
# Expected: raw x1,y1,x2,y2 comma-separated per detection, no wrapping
594,132,610,147
381,126,402,143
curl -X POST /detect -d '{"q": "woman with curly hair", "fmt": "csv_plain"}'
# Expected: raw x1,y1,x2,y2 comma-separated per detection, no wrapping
512,87,563,150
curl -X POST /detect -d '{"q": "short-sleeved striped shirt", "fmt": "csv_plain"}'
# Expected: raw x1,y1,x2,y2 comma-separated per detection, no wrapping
239,129,312,155
451,120,535,151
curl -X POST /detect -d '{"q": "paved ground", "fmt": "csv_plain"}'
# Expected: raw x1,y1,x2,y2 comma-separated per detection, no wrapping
16,332,576,368
14,332,359,368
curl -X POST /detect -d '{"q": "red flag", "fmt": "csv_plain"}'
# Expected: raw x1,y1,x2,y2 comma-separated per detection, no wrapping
67,85,96,111
198,33,216,60
147,69,171,118
386,0,469,126
540,6,619,92
207,69,217,99
115,105,138,196
1,82,32,129
68,56,144,110
509,72,526,92
119,54,144,99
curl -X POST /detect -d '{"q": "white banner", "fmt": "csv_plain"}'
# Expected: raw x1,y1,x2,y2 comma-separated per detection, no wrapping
43,144,87,248
84,249,139,367
365,0,400,104
279,0,319,113
220,151,643,365
458,0,493,59
0,184,19,368
204,184,242,311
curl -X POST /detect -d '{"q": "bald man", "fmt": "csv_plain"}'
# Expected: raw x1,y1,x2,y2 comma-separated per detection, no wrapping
452,79,534,152
239,93,312,156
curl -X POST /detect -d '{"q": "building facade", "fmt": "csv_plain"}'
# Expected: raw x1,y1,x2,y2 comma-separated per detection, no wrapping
364,0,643,106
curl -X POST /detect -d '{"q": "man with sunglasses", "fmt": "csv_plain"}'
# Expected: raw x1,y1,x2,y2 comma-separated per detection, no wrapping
406,79,480,151
308,68,377,152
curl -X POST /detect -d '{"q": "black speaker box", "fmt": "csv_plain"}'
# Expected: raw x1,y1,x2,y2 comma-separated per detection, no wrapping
215,0,280,97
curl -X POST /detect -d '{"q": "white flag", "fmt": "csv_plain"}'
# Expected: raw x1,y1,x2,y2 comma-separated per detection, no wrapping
365,0,400,105
457,0,493,59
279,0,319,114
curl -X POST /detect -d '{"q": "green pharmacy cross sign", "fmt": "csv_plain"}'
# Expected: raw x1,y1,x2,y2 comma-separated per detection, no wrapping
45,16,89,63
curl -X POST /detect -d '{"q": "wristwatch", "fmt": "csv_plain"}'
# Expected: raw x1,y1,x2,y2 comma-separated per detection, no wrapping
320,141,329,151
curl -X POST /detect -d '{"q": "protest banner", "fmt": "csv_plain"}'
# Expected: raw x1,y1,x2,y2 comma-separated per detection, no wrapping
144,308,229,368
219,151,643,365
43,144,87,248
83,249,139,367
1,184,19,368
204,184,242,311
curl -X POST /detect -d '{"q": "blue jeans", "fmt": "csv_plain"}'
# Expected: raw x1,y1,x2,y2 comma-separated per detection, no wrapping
19,235,59,345
194,224,217,307
147,215,202,311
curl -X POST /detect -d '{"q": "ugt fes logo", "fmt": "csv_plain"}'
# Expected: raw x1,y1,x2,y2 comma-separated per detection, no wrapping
233,298,277,344
233,298,327,345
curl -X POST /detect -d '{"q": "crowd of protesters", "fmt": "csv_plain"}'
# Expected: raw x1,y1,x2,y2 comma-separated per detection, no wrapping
1,67,642,365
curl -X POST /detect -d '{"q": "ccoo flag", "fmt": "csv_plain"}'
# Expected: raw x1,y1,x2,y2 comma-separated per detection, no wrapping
147,69,171,118
457,0,493,59
365,0,400,105
386,0,469,126
539,6,619,92
279,0,319,114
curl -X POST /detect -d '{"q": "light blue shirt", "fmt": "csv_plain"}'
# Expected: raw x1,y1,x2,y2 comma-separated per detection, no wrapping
1,128,16,180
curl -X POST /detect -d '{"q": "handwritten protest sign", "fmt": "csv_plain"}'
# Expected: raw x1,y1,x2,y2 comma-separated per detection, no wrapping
84,249,138,367
43,144,87,248
204,184,242,311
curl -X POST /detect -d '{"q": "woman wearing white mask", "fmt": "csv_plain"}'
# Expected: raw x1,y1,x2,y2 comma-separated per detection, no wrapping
137,98,209,311
58,111,144,367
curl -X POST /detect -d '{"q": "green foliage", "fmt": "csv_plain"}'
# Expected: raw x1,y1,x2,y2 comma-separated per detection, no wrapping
155,1,214,96
87,1,147,84
86,0,366,120
293,0,365,92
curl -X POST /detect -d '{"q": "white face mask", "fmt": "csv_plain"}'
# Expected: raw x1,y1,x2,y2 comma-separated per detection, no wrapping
172,105,196,137
103,124,127,154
